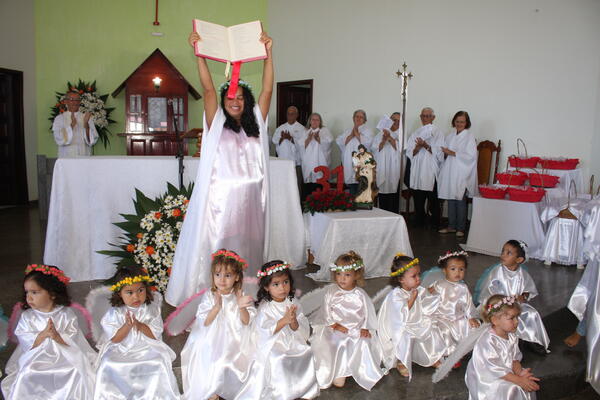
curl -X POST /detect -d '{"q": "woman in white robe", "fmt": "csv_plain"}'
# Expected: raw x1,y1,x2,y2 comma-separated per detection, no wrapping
182,290,256,399
336,109,374,195
437,111,477,237
94,293,180,399
405,107,445,225
373,112,401,212
165,32,274,306
310,283,384,390
298,112,333,197
2,305,97,399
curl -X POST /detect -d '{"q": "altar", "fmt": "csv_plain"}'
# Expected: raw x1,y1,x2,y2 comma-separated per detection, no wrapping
43,156,306,281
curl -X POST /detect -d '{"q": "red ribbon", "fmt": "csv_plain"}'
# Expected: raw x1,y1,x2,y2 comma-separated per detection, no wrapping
227,61,243,99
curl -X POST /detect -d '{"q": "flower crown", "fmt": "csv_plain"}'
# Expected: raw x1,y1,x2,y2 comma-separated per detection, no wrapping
110,275,152,292
438,250,469,263
212,249,248,270
257,262,291,278
486,295,518,315
218,79,252,94
25,264,71,284
329,259,364,272
390,253,419,277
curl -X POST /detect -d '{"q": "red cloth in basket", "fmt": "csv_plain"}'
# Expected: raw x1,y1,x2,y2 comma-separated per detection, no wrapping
508,156,539,168
496,171,528,186
507,186,546,202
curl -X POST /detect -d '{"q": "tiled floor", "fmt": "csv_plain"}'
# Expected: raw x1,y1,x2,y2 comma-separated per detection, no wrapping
0,205,598,399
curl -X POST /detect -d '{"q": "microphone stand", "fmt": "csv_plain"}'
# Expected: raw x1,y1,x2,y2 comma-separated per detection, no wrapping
168,99,184,190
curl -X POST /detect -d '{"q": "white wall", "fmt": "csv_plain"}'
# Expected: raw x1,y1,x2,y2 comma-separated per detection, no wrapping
0,0,37,200
268,0,600,185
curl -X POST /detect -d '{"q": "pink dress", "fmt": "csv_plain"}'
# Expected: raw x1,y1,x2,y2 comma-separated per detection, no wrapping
206,127,266,277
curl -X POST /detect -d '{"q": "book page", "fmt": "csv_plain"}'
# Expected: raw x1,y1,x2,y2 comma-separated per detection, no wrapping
228,21,267,62
193,19,231,62
376,116,394,132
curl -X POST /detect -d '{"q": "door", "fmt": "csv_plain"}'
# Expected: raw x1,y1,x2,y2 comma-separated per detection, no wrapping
276,80,313,127
0,68,28,205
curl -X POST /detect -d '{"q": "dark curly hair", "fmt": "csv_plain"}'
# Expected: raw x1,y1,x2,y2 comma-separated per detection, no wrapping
220,84,260,137
504,239,527,260
438,252,469,270
389,255,420,287
107,266,154,307
255,260,296,306
22,266,71,310
210,248,245,293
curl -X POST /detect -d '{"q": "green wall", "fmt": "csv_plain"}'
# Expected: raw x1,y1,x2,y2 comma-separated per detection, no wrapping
35,0,267,156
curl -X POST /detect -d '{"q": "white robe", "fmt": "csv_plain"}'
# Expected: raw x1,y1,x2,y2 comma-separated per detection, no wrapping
298,127,333,183
372,129,401,193
1,306,96,400
93,297,180,400
582,258,600,394
236,298,319,400
540,198,587,266
272,121,305,165
465,329,536,400
377,286,446,380
310,284,384,390
477,264,550,350
166,106,270,306
52,111,98,157
181,290,256,400
437,128,478,200
405,124,445,191
431,279,479,354
336,125,374,184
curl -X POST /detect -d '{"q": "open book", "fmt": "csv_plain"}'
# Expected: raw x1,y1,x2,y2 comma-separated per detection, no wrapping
192,20,267,63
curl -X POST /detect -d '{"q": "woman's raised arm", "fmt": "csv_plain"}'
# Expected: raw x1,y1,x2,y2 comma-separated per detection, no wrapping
189,32,218,129
257,32,274,122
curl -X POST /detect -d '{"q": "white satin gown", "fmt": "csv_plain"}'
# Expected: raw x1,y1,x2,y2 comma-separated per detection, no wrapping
181,290,256,399
1,306,96,400
477,264,550,351
377,286,446,379
465,329,536,399
431,279,479,354
236,298,319,399
310,284,384,390
93,295,180,400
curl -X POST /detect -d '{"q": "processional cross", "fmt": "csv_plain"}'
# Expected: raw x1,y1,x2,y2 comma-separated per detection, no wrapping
395,63,413,211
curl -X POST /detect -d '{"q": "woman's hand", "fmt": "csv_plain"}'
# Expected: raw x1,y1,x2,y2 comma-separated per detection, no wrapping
188,32,200,48
260,32,273,54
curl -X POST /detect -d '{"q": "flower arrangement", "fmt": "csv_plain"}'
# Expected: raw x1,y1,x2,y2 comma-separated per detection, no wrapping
302,189,356,215
49,79,116,148
98,182,194,293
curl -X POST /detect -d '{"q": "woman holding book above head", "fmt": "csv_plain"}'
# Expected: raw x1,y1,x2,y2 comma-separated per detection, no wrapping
165,30,274,306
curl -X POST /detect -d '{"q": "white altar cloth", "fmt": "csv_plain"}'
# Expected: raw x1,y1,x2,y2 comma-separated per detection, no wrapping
44,156,305,282
507,167,584,198
461,196,544,259
305,208,413,281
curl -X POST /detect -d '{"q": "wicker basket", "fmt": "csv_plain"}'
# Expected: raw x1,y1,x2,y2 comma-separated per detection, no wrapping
479,184,508,199
496,171,528,186
528,170,560,188
539,158,579,170
508,138,539,168
507,186,546,202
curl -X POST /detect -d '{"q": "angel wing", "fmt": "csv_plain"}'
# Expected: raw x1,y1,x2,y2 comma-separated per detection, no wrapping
421,266,445,288
371,285,393,312
70,302,93,339
85,286,112,342
7,302,23,344
163,289,207,336
298,285,328,319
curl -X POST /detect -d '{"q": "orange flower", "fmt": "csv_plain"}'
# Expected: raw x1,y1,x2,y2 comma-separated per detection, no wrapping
150,286,158,291
55,102,60,107
78,90,83,94
145,246,155,255
87,86,91,91
136,232,143,239
126,244,135,252
172,209,182,217
141,267,148,274
154,212,162,219
183,199,189,205
167,267,172,276
60,109,64,113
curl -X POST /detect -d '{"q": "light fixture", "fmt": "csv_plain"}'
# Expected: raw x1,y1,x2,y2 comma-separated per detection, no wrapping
152,76,162,92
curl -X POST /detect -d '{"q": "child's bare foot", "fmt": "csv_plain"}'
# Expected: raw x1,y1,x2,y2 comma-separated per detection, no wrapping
564,332,582,347
332,376,346,388
396,362,410,377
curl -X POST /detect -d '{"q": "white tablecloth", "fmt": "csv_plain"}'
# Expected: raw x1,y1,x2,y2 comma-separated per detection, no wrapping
507,167,584,198
461,196,544,258
305,208,413,281
44,156,305,281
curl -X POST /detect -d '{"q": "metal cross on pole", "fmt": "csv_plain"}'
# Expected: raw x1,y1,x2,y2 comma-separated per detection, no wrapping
395,62,413,213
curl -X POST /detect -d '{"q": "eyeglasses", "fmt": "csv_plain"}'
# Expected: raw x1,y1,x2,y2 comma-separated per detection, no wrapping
420,114,433,118
65,98,80,101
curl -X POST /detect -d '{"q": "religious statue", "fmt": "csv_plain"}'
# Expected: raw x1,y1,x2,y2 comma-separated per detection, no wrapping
352,144,378,208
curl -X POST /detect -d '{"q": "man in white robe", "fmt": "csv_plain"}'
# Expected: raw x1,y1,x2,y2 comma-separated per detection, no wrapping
272,106,304,194
405,107,445,227
52,91,98,157
336,109,374,195
373,112,401,213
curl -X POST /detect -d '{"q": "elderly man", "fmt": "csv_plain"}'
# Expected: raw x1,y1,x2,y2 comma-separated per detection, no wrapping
272,106,304,166
336,109,374,195
52,91,98,157
405,107,445,227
